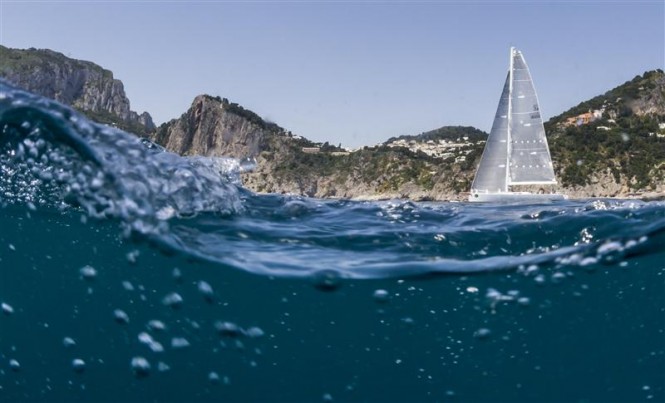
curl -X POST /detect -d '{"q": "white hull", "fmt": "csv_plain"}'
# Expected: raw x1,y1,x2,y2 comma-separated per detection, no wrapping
469,191,567,203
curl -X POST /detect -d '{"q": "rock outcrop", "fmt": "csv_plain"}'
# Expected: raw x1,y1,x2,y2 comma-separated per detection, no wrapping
0,46,155,134
151,95,275,157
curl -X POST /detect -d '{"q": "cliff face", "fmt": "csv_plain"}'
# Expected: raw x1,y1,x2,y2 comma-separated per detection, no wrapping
151,95,273,157
0,46,155,134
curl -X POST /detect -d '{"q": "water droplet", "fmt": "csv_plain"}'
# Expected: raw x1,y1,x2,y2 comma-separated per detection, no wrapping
197,281,214,302
2,302,14,315
312,270,342,292
473,328,492,339
323,393,334,401
63,337,76,348
162,292,183,309
79,265,97,280
215,321,242,338
517,297,531,307
72,358,85,373
465,286,479,294
157,362,170,372
113,309,129,324
131,356,151,378
172,268,182,282
372,289,390,303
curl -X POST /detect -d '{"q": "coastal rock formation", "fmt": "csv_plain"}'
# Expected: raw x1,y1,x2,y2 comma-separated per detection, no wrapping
0,46,155,134
151,95,276,157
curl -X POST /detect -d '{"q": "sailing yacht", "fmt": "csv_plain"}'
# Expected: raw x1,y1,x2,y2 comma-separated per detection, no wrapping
469,47,566,202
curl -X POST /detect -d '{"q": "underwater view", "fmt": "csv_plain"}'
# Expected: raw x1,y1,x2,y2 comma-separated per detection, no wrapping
1,82,664,402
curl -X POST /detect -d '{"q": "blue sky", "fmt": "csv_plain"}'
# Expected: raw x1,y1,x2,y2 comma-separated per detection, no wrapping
1,0,663,147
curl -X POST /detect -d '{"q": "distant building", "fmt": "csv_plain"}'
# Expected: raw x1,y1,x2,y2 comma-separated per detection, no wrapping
302,147,320,154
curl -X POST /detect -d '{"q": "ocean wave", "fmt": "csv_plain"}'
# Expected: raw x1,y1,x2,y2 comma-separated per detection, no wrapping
1,82,664,280
0,81,245,236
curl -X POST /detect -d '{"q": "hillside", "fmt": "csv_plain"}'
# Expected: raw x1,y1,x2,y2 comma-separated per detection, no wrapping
151,94,485,199
546,70,665,197
0,46,155,135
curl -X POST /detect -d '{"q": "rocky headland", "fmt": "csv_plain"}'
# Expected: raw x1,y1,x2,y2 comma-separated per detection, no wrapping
0,46,155,135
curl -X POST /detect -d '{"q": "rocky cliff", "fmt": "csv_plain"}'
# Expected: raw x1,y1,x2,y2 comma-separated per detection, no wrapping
151,95,283,157
0,46,155,135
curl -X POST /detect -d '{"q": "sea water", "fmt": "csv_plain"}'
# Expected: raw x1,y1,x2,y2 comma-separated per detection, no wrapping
0,82,663,402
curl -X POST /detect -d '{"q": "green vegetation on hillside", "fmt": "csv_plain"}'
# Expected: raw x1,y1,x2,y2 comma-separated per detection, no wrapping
547,69,664,125
550,116,665,189
386,125,488,144
546,70,665,190
0,45,113,80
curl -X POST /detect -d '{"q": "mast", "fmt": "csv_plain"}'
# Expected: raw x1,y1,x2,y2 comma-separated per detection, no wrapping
505,47,514,192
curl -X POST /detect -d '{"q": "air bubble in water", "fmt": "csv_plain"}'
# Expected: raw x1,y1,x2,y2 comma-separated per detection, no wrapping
131,356,151,378
126,250,140,264
312,270,342,292
197,281,214,302
517,297,531,306
162,292,183,309
63,337,76,348
72,358,85,373
473,328,491,340
147,320,166,332
215,321,242,338
79,265,97,280
2,302,14,315
373,289,390,303
551,272,566,284
244,326,265,338
171,337,190,349
9,359,20,372
208,371,220,384
114,309,130,324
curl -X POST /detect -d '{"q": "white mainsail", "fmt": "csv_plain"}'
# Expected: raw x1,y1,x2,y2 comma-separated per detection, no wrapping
469,47,563,202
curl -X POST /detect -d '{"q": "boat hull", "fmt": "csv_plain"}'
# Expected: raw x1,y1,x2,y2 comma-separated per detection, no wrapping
468,192,567,203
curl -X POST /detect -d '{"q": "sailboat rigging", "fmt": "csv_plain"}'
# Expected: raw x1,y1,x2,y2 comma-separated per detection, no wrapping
469,47,566,202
